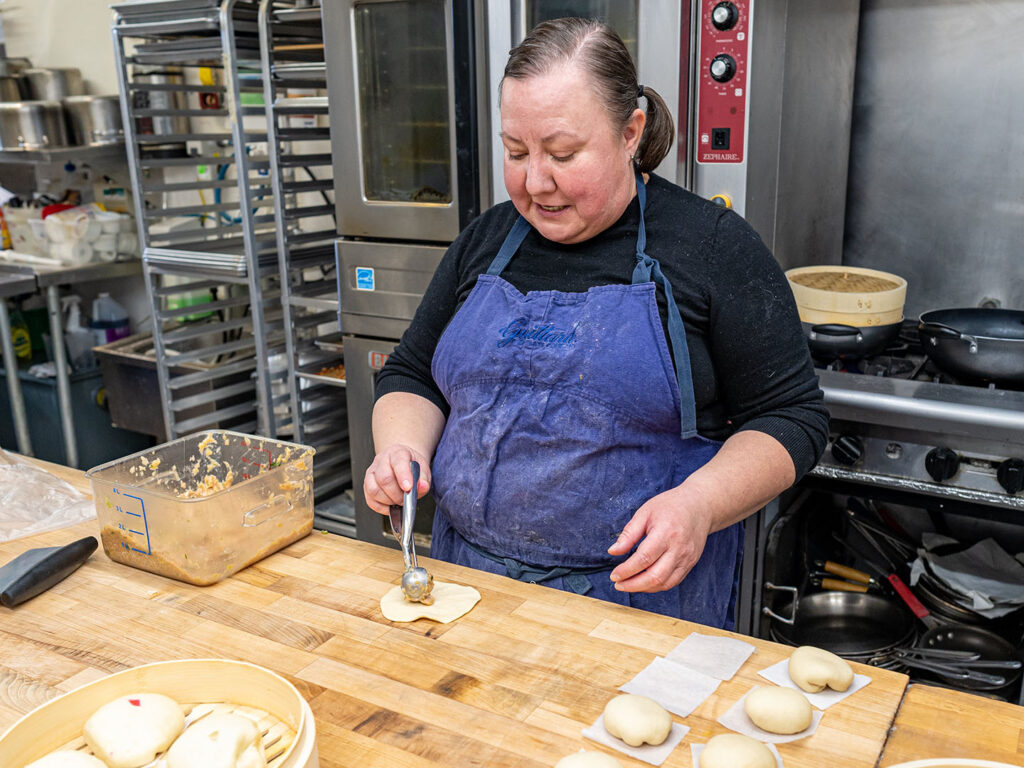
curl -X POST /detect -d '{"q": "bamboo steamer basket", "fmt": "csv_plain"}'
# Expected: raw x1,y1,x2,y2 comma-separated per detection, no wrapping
786,265,907,327
0,659,318,768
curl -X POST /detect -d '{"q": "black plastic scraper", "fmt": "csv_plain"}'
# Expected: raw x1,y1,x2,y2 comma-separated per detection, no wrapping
0,536,97,608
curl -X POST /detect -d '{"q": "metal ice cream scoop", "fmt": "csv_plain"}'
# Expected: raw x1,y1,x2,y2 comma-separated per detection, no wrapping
388,460,434,605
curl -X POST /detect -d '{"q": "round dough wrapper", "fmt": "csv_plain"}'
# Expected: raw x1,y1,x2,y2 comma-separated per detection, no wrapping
26,752,109,768
379,580,481,623
166,713,265,768
602,693,672,748
83,692,185,768
788,645,854,693
744,686,813,734
701,733,775,768
554,752,624,768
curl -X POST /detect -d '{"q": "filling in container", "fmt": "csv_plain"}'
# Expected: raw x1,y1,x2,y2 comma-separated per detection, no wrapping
87,430,316,585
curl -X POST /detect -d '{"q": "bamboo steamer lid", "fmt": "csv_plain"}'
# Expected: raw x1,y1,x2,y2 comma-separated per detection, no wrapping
786,265,907,317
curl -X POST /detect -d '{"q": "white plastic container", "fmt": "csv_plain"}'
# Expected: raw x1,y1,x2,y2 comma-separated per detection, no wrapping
90,292,131,347
0,659,319,768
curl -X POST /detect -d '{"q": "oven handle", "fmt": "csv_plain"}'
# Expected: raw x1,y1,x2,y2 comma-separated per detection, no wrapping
761,582,799,625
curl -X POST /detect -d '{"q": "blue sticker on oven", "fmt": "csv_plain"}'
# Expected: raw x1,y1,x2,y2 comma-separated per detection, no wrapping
355,267,375,291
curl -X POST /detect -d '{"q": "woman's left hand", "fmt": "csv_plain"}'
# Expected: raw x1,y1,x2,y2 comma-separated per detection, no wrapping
606,484,715,592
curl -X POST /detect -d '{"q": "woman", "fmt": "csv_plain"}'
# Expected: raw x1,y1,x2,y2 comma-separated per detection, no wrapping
364,18,828,629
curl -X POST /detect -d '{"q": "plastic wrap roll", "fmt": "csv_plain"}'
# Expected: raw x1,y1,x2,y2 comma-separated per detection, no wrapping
49,241,94,266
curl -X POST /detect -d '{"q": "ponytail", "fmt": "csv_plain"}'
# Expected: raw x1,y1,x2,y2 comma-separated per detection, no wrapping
634,85,674,173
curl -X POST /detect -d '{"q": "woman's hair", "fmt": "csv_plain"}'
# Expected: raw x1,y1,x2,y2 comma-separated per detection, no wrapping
502,17,674,173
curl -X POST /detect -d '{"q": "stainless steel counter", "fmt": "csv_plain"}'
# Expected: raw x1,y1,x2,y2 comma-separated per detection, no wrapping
0,260,142,466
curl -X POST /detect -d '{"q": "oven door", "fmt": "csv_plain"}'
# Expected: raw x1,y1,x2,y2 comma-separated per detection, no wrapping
324,0,487,242
486,0,689,204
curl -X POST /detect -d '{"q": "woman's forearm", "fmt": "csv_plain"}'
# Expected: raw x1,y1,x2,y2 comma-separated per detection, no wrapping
372,391,447,459
683,430,796,533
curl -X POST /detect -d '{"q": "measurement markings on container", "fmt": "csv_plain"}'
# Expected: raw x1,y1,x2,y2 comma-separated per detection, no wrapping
239,446,271,480
111,486,152,555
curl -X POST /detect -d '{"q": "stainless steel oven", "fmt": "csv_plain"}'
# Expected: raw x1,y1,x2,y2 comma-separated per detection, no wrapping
324,0,489,242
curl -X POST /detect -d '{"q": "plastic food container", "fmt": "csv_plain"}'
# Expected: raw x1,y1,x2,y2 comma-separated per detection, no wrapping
0,659,319,768
87,430,315,586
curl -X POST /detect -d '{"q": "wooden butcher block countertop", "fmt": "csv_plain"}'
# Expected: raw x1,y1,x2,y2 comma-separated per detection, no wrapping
0,458,932,768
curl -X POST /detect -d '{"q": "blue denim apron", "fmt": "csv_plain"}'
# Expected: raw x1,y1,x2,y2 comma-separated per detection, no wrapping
429,171,743,628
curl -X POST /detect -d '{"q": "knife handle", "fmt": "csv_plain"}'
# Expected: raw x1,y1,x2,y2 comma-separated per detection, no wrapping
0,536,97,608
823,560,873,585
821,577,869,593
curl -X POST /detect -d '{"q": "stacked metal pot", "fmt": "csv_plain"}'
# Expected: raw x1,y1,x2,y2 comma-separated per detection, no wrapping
0,64,123,151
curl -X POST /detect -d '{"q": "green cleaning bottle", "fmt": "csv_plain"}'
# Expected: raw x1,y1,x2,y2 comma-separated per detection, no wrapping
9,307,31,365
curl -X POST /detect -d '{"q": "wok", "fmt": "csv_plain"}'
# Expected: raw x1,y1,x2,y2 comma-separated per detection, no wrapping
804,321,902,362
919,308,1024,386
764,587,917,658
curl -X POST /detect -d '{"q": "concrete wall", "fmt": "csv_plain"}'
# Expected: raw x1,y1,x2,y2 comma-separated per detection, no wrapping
2,0,119,94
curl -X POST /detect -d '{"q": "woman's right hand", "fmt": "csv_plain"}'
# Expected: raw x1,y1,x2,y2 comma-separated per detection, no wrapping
363,444,433,515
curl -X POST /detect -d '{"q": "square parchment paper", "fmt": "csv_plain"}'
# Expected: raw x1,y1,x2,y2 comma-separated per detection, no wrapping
757,659,872,710
716,686,823,743
619,657,721,717
691,741,783,768
582,714,689,766
666,632,757,680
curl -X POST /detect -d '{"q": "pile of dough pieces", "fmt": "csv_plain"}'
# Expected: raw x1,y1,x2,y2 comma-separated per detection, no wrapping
25,693,265,768
553,645,854,768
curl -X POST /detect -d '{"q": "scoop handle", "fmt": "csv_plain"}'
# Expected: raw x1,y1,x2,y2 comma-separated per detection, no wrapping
401,461,420,570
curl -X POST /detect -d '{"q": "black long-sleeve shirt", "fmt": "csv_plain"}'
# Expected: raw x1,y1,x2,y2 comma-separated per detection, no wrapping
376,173,829,479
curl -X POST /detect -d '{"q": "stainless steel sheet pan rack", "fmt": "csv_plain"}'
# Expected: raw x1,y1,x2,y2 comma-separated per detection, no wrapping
259,0,351,516
113,0,290,442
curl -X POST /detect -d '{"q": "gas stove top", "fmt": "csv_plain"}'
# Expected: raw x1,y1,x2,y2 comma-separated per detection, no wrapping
810,323,1024,509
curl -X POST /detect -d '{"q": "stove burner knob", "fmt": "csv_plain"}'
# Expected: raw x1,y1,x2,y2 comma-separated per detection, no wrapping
997,458,1024,495
831,434,863,466
710,54,737,82
925,447,960,482
712,2,739,30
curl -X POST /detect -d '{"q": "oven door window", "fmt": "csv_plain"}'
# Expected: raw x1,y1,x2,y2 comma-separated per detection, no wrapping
354,0,453,204
526,1,639,61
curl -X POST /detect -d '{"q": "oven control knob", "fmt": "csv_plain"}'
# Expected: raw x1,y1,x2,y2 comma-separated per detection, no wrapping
925,447,960,482
997,458,1024,495
712,2,739,30
831,434,863,466
710,54,737,82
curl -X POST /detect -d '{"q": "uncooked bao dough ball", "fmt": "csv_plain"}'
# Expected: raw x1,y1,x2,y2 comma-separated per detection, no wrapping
554,752,625,768
601,694,672,748
26,752,109,768
83,693,185,768
744,686,813,734
700,733,775,768
788,645,854,693
165,713,265,768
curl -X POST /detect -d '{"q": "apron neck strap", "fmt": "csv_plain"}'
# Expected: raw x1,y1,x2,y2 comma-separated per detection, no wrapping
631,170,698,438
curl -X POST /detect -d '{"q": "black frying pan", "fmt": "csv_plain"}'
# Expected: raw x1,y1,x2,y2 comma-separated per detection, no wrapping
918,308,1024,385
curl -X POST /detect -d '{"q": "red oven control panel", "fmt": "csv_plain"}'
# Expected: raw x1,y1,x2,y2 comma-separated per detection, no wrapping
696,0,751,164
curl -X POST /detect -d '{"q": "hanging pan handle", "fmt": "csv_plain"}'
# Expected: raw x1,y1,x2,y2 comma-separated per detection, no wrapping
809,324,863,341
918,320,979,354
761,582,799,625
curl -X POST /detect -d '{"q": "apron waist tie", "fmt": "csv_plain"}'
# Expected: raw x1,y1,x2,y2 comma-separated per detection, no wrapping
458,534,607,595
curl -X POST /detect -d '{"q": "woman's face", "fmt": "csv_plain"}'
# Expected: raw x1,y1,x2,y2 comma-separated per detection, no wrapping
500,63,645,244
